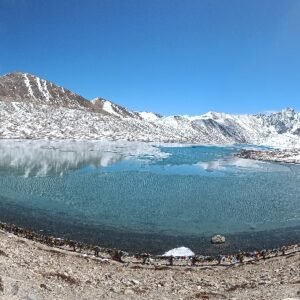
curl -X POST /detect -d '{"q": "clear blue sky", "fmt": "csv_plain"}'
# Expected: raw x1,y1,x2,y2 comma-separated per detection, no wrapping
1,0,300,115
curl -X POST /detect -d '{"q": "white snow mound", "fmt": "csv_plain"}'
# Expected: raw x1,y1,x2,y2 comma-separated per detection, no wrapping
163,247,195,257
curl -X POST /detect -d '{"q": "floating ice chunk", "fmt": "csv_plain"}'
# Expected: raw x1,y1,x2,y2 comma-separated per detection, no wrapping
197,160,225,171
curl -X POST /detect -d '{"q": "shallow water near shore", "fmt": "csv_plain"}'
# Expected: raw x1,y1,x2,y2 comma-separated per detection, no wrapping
0,140,299,254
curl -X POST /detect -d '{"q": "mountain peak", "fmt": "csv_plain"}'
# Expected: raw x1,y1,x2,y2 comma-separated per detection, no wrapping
0,71,92,110
2,71,29,77
90,97,140,119
91,97,106,103
281,107,296,115
0,72,139,117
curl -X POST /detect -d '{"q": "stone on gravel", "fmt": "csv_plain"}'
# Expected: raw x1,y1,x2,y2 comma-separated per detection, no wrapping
211,235,226,244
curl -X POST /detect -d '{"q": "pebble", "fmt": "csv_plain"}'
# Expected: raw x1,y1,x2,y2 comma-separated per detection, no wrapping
211,235,226,244
130,279,140,285
124,288,135,295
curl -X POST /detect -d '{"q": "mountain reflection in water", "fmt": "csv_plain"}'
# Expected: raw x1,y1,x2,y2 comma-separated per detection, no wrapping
0,140,168,177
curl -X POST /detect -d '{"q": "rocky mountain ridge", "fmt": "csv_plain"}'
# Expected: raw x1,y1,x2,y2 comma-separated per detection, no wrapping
0,72,299,147
0,72,94,110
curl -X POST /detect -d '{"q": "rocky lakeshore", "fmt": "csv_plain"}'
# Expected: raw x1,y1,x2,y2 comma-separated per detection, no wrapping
0,224,299,300
236,149,300,164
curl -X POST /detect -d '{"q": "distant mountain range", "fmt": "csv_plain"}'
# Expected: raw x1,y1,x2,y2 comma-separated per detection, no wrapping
0,72,299,147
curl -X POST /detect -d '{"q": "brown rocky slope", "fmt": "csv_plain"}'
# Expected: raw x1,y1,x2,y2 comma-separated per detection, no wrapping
0,229,299,300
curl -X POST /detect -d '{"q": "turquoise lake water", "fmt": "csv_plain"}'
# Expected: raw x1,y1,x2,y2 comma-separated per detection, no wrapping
0,140,299,254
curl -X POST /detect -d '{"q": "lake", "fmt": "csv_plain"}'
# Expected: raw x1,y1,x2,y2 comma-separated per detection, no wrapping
0,140,299,254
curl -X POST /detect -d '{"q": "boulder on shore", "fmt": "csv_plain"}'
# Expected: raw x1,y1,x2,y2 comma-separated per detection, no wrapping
211,235,226,244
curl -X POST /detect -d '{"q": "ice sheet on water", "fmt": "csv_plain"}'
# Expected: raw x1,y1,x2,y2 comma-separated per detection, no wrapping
196,156,292,173
0,140,169,177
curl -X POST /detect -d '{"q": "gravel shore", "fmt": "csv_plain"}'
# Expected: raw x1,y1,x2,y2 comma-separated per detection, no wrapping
0,228,299,300
236,149,300,164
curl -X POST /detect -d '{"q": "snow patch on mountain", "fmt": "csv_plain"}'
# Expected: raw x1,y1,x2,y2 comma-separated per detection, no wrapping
23,73,35,98
102,100,120,116
138,112,160,121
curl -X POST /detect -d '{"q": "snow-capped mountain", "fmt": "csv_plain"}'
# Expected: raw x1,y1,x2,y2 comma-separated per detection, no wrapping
261,108,300,136
0,72,299,148
0,72,94,110
91,97,140,119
